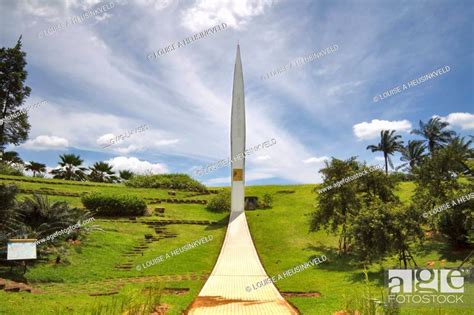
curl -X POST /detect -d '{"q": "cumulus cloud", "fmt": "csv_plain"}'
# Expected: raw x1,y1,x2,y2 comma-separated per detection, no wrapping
106,156,168,174
437,112,474,130
22,135,69,150
303,156,329,164
353,119,412,140
181,0,275,31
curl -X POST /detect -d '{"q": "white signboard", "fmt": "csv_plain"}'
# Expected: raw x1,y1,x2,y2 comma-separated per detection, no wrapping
7,240,37,260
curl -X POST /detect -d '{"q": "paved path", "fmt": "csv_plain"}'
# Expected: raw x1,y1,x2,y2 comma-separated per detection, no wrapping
187,210,299,314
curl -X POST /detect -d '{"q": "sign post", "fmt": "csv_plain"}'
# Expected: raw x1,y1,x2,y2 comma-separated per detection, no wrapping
7,239,37,274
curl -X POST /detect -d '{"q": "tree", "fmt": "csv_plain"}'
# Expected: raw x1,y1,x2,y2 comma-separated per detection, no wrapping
0,150,23,165
25,161,46,177
0,184,21,243
89,161,118,183
411,117,456,154
398,140,427,172
119,170,134,181
390,205,424,268
349,200,395,264
444,136,474,176
357,165,399,205
50,154,87,181
311,157,362,253
0,36,32,153
366,130,404,174
411,143,473,245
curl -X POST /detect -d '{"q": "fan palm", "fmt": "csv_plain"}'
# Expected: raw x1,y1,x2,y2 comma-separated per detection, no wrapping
119,170,134,181
398,140,427,172
1,151,23,165
89,161,118,183
25,161,47,177
17,194,96,241
411,117,456,153
50,154,87,181
366,130,404,175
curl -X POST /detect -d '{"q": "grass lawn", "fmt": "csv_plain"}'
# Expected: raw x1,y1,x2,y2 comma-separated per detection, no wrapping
0,176,472,314
245,184,474,315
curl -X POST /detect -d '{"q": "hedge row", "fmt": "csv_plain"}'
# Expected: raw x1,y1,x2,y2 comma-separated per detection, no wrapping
81,193,147,216
125,174,206,191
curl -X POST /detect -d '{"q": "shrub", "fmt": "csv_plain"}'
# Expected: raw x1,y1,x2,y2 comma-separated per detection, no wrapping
0,184,20,245
0,163,24,176
259,193,273,208
206,190,230,213
82,193,147,216
126,173,206,191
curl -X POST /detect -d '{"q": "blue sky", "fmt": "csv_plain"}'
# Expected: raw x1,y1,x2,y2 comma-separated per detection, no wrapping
0,0,473,186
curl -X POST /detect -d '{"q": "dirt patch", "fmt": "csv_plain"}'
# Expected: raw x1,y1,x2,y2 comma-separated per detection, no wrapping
151,303,169,315
281,291,321,298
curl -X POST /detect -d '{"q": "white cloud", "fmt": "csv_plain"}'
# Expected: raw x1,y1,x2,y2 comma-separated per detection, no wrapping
303,156,329,164
113,145,143,154
353,119,412,140
374,156,385,161
154,139,179,146
437,112,474,130
106,156,168,174
22,135,69,150
254,155,271,161
181,0,275,31
97,133,115,146
135,0,179,11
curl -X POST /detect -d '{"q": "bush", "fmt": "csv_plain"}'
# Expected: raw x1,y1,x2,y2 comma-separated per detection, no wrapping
82,193,147,216
125,173,206,191
206,190,230,213
0,184,20,245
0,163,24,176
259,193,273,208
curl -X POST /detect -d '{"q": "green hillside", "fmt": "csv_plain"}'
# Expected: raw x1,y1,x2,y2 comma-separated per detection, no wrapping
0,175,472,314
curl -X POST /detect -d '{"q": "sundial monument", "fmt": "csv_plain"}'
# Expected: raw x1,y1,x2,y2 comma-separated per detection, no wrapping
187,45,298,314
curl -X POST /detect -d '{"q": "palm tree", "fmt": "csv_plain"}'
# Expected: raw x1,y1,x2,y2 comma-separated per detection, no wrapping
119,170,134,181
398,140,427,172
444,136,474,176
25,161,47,177
411,117,456,153
1,151,23,165
17,194,97,242
367,130,404,175
89,161,118,183
50,154,87,181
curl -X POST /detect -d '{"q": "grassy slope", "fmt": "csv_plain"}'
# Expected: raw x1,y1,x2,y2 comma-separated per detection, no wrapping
245,184,473,315
0,175,226,315
0,176,472,314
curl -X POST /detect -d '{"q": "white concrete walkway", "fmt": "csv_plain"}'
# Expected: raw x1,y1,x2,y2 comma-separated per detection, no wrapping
187,210,299,314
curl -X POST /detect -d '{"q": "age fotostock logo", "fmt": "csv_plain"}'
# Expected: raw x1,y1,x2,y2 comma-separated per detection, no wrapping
386,269,471,307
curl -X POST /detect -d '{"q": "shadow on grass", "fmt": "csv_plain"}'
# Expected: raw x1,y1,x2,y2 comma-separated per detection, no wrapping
0,265,28,283
204,215,229,231
305,244,361,272
305,244,386,286
413,238,474,264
